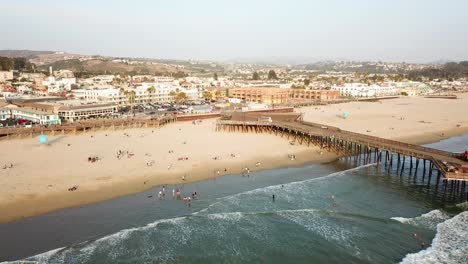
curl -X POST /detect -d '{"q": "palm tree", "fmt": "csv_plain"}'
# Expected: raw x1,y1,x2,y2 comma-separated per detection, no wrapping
176,92,187,103
147,86,156,103
123,90,136,112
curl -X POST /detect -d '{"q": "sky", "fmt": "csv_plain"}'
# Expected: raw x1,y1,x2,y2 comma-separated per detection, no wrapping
1,0,468,63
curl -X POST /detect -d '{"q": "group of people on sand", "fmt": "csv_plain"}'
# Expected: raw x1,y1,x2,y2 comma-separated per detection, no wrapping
156,186,198,207
2,163,13,169
242,167,250,177
88,156,100,163
116,150,133,159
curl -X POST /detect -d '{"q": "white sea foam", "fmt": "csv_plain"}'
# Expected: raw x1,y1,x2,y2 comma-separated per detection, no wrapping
0,247,65,264
6,164,378,263
199,163,377,215
456,201,468,210
277,208,357,244
399,211,468,264
4,216,188,264
207,211,244,221
391,209,451,231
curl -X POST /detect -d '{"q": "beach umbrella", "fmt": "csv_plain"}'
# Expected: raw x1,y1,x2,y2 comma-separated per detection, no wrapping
341,112,349,119
38,134,48,144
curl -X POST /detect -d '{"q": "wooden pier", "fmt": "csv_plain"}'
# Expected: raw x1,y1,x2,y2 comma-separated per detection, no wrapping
217,118,468,202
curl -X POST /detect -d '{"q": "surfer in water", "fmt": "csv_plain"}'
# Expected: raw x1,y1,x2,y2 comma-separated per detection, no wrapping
412,233,426,248
331,195,337,207
272,194,275,202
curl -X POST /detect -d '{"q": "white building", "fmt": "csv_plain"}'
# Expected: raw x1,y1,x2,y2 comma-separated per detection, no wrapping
42,76,76,92
10,107,61,125
53,70,74,78
72,87,125,105
396,81,432,96
56,101,118,123
131,83,199,103
332,83,398,97
16,84,33,94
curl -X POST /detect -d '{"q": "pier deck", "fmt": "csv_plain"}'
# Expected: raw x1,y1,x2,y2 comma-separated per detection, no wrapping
216,119,468,182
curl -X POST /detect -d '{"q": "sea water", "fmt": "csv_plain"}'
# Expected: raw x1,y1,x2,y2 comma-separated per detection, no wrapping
1,135,467,264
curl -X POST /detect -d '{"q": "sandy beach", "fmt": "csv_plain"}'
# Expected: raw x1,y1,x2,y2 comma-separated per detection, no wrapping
1,94,468,223
300,93,468,144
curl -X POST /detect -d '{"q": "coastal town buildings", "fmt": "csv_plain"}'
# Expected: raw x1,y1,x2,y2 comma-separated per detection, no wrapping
55,101,118,122
228,87,339,104
228,87,291,104
332,83,399,97
10,107,61,125
72,87,125,105
42,76,76,93
290,89,339,101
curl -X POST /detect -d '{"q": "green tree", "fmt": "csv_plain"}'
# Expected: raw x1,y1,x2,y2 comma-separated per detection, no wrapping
304,79,310,86
147,86,156,103
173,71,187,79
123,90,136,111
176,92,187,103
252,71,260,80
202,91,213,100
267,70,278,80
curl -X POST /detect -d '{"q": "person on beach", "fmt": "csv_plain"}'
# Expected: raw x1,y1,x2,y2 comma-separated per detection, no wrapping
172,189,175,198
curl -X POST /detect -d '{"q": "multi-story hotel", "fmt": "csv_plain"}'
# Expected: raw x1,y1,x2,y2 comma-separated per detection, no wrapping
228,87,339,104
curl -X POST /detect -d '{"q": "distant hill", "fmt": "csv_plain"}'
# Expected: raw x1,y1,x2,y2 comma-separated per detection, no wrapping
0,50,53,58
37,59,185,75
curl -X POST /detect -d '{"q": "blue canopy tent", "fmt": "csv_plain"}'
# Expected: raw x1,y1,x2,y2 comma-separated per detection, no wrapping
38,134,48,144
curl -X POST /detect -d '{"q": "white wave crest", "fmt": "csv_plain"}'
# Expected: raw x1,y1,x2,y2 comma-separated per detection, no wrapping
207,212,244,221
277,208,357,244
399,211,468,264
200,163,377,214
456,201,468,210
391,209,451,231
0,247,65,264
7,217,187,264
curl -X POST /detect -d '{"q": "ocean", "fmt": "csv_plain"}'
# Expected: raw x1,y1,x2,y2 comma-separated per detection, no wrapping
1,136,467,263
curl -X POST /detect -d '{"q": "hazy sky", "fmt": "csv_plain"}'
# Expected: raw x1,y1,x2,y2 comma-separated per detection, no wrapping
1,0,468,63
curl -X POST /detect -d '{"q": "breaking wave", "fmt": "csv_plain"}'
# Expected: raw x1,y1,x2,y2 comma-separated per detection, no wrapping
4,208,374,264
391,209,451,231
399,211,468,264
197,163,377,215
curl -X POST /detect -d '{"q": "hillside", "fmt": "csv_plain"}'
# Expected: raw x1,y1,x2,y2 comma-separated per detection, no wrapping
37,59,185,75
0,50,53,58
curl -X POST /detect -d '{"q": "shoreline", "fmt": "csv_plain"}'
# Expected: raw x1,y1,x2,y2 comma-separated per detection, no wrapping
0,147,338,224
1,127,467,225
